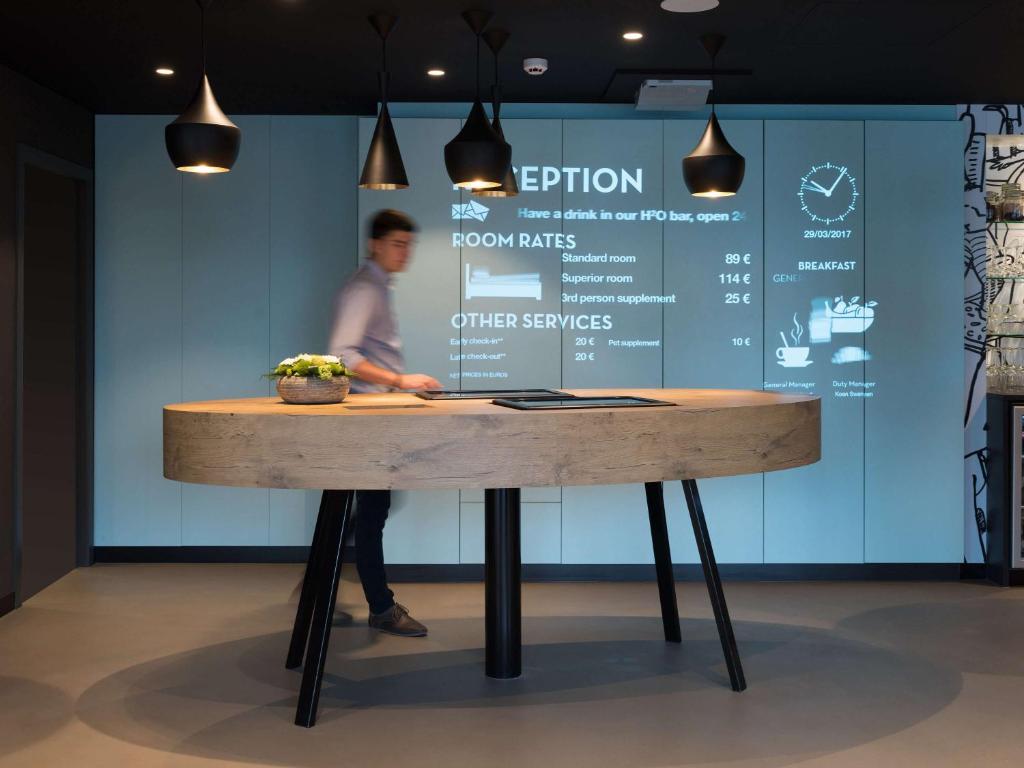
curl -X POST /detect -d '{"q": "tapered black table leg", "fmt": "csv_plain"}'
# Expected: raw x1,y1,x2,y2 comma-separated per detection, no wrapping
644,481,681,643
681,479,746,692
286,490,333,669
295,489,354,727
485,488,521,679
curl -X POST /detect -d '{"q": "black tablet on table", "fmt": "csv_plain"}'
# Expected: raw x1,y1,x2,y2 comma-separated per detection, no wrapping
415,388,571,400
490,396,675,410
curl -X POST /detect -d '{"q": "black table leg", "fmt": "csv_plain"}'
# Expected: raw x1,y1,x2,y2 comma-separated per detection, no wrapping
681,479,746,692
644,481,682,643
286,490,332,670
295,489,354,727
485,488,521,679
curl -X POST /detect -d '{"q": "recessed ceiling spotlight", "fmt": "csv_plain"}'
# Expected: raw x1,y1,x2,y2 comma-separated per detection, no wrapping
623,31,643,41
155,67,175,76
661,0,720,12
427,68,446,77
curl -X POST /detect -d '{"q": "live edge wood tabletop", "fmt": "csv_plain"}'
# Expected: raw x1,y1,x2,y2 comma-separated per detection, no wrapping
162,388,821,491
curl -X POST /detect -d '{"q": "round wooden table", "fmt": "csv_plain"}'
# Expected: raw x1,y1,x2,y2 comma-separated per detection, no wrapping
164,388,820,727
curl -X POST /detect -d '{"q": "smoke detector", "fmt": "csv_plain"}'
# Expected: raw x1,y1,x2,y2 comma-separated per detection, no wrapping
523,57,548,75
635,79,712,111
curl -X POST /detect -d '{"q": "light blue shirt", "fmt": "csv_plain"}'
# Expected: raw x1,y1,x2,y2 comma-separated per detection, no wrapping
327,260,403,393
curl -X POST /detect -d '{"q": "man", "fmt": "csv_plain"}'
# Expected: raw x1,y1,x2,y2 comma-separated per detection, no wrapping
326,209,441,637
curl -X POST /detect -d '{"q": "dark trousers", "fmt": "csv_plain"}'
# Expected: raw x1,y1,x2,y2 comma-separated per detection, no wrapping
321,489,395,615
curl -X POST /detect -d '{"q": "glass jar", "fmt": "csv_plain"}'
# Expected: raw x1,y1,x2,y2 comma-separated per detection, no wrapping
1004,187,1024,222
987,190,1003,222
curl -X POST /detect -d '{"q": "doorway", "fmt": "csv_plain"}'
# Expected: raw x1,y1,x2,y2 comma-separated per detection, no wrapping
15,146,93,604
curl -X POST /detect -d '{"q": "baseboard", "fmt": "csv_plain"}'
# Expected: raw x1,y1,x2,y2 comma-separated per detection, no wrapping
92,547,971,581
93,546,313,564
389,563,969,582
0,592,14,618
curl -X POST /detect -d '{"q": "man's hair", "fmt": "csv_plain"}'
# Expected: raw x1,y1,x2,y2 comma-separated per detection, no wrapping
369,209,418,240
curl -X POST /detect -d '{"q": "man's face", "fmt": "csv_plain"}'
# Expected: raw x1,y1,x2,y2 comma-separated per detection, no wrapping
370,230,415,273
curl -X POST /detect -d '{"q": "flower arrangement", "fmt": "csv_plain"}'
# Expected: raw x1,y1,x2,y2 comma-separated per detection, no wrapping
268,354,355,381
269,354,356,404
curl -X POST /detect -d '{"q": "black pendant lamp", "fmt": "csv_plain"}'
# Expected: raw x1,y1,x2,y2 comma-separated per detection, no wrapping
473,27,518,198
165,0,241,174
359,14,408,189
683,33,745,198
444,10,512,190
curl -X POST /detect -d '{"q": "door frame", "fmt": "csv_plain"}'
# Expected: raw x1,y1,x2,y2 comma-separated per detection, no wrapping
14,145,94,606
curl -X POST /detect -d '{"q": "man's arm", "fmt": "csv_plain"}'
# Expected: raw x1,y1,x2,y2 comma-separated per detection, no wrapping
327,281,373,370
327,282,441,391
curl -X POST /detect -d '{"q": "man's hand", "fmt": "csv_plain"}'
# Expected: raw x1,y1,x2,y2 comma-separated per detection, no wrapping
397,373,442,391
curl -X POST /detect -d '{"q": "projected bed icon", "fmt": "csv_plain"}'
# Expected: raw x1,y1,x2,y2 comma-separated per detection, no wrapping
465,264,543,301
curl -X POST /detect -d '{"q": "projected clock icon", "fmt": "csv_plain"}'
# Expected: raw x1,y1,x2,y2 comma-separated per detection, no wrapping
799,162,859,225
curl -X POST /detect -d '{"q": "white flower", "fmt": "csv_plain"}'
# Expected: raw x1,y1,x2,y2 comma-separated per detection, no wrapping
297,353,314,362
279,356,298,367
321,355,340,364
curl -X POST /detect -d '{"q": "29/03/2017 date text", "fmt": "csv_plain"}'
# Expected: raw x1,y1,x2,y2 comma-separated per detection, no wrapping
803,229,853,239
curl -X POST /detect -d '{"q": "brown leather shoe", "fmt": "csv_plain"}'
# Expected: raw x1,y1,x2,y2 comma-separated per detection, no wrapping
368,603,428,637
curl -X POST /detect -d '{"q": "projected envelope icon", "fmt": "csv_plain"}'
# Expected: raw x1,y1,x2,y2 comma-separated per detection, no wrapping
452,200,490,221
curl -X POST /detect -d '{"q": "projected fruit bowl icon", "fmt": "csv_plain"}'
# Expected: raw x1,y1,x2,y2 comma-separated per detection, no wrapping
777,313,812,367
809,296,878,343
827,296,876,332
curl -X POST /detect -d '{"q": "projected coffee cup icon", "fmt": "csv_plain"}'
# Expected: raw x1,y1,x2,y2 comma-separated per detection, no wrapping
777,314,813,368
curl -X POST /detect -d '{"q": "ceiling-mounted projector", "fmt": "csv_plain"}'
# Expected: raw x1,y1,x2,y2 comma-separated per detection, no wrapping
635,79,712,111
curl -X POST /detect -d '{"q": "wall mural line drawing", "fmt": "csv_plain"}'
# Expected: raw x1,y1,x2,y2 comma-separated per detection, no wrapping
958,104,1024,564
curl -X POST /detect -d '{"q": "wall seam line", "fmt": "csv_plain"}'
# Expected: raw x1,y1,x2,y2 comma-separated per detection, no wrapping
267,116,273,546
179,161,184,547
862,120,867,564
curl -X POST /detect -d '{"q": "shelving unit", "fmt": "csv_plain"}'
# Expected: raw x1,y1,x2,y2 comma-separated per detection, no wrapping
986,234,1024,582
984,144,1024,582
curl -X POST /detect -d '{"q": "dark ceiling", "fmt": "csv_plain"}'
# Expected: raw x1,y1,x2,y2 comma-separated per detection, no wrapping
0,0,1019,115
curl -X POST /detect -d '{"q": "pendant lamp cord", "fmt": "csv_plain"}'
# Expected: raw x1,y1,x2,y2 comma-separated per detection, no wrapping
380,28,387,106
196,0,207,75
475,33,481,99
492,40,500,115
709,48,716,115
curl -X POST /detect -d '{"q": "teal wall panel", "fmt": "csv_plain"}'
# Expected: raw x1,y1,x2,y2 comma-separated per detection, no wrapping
663,476,766,564
180,116,271,545
561,484,653,564
359,118,462,384
763,121,866,563
94,116,183,545
461,487,560,503
459,503,480,563
863,122,964,562
384,490,460,564
95,115,360,546
460,502,563,564
522,503,562,564
461,118,564,390
357,118,463,564
662,119,766,563
558,120,664,563
267,116,359,544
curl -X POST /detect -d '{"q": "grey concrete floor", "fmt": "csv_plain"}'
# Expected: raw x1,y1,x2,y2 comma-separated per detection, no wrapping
0,565,1021,767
